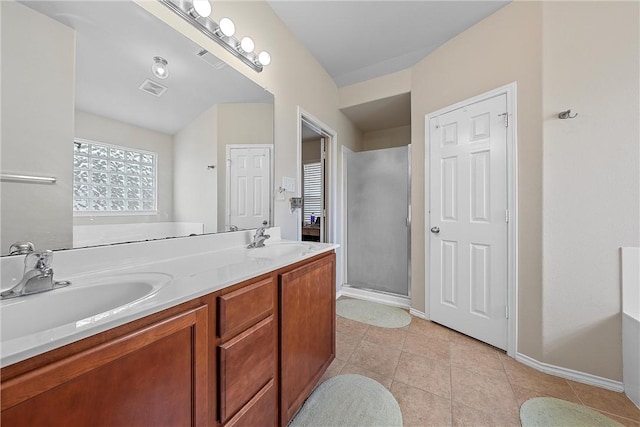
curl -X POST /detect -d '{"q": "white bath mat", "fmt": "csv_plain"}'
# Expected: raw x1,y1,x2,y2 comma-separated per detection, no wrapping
289,374,402,427
520,397,624,427
336,299,411,328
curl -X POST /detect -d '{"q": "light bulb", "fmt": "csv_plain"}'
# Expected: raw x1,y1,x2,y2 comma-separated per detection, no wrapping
190,0,211,18
218,17,235,37
257,51,271,66
152,56,169,79
239,36,254,53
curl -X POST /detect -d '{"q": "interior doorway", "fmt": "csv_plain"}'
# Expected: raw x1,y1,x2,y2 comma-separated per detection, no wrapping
299,113,335,244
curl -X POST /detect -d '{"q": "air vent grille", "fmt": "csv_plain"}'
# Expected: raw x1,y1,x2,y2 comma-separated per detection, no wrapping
197,49,227,70
138,79,168,97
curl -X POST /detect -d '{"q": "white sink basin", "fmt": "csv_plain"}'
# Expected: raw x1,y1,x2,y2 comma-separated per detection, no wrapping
0,273,170,341
247,242,314,259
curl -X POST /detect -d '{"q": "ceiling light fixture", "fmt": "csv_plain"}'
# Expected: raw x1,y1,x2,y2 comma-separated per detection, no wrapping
151,56,169,79
256,51,271,66
189,0,211,18
158,0,270,73
215,17,235,38
239,36,255,53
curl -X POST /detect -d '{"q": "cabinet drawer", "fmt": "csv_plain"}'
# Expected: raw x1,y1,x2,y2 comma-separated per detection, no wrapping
218,316,275,423
218,277,273,339
223,379,275,427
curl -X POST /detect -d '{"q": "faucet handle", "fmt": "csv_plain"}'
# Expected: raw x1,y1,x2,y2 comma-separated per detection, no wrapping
9,241,35,255
25,250,53,270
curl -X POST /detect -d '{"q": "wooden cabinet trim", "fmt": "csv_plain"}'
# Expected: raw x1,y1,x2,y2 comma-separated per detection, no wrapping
1,305,208,414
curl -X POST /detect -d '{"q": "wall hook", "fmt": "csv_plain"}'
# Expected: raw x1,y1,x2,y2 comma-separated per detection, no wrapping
558,109,578,119
206,165,216,170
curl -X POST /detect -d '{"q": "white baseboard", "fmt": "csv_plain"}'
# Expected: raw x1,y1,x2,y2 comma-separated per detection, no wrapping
409,308,427,319
340,285,410,309
336,287,343,300
515,353,624,392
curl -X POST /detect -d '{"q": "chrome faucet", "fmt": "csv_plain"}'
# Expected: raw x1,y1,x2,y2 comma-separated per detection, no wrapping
247,224,270,248
0,251,71,299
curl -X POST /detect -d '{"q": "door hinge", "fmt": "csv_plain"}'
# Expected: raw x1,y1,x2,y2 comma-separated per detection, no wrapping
506,305,510,319
499,112,508,127
505,209,510,223
226,159,231,167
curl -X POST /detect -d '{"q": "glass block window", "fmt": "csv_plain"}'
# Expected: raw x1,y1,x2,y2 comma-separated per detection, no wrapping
73,139,157,214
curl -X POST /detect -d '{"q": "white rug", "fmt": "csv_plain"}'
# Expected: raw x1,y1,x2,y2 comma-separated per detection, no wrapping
336,299,411,328
520,397,624,427
289,374,403,427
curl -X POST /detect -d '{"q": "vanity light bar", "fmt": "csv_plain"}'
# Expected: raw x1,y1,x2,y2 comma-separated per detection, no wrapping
158,0,263,73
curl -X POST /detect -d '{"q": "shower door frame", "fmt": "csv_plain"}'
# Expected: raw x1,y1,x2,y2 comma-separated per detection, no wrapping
342,145,412,305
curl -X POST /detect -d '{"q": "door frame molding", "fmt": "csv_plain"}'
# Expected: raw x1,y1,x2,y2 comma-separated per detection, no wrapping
424,82,518,357
297,107,339,287
225,144,274,230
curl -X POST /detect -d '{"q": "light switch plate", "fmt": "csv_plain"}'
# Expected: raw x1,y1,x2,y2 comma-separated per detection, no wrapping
282,176,295,193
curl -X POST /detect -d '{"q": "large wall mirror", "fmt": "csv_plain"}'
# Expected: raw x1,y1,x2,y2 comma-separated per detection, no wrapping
0,0,274,256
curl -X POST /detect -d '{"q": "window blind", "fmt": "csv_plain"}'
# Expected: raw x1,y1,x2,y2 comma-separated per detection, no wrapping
303,162,322,224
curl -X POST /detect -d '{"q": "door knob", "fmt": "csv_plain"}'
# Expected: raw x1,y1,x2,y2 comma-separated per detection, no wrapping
430,226,440,234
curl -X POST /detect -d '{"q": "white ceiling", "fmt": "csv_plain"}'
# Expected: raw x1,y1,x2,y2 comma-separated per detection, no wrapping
267,0,510,88
22,1,272,135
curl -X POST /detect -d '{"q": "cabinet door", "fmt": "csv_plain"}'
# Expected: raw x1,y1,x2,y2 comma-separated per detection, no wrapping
279,253,336,426
1,306,208,427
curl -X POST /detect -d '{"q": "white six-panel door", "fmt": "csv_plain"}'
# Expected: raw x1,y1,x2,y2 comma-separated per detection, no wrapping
227,146,270,230
428,94,508,349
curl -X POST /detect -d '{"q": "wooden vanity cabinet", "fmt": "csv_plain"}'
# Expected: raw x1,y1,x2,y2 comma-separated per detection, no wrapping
1,303,210,427
216,276,277,426
0,250,336,427
279,253,336,426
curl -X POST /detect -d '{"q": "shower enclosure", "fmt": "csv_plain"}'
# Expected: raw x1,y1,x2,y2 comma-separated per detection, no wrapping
346,145,410,297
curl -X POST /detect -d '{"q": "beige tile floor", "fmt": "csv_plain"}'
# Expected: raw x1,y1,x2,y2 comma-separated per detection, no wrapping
321,312,640,426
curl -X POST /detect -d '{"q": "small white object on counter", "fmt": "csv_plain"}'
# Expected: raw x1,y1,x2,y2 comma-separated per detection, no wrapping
0,228,338,367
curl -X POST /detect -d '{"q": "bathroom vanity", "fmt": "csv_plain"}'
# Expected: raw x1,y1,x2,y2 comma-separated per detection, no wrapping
0,230,337,426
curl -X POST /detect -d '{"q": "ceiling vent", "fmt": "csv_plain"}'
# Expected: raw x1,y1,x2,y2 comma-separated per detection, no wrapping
138,79,168,97
196,49,227,70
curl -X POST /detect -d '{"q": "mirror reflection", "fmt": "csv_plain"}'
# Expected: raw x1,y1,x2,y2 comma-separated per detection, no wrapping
0,0,274,256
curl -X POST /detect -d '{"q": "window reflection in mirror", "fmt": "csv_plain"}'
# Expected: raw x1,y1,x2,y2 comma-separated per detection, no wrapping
0,0,274,255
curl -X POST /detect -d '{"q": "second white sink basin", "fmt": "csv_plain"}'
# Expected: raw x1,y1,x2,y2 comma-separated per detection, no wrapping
0,273,170,341
247,242,314,259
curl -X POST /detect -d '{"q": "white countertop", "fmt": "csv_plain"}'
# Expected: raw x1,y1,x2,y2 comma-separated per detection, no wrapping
0,229,338,367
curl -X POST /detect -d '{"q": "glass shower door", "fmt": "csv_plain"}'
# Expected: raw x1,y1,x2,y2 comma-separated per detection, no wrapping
346,145,410,296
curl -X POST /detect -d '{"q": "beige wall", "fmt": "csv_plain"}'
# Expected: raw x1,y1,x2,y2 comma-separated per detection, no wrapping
411,2,544,360
1,1,75,254
411,0,639,381
74,110,174,226
339,69,412,109
541,1,639,381
173,105,218,233
363,125,410,151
